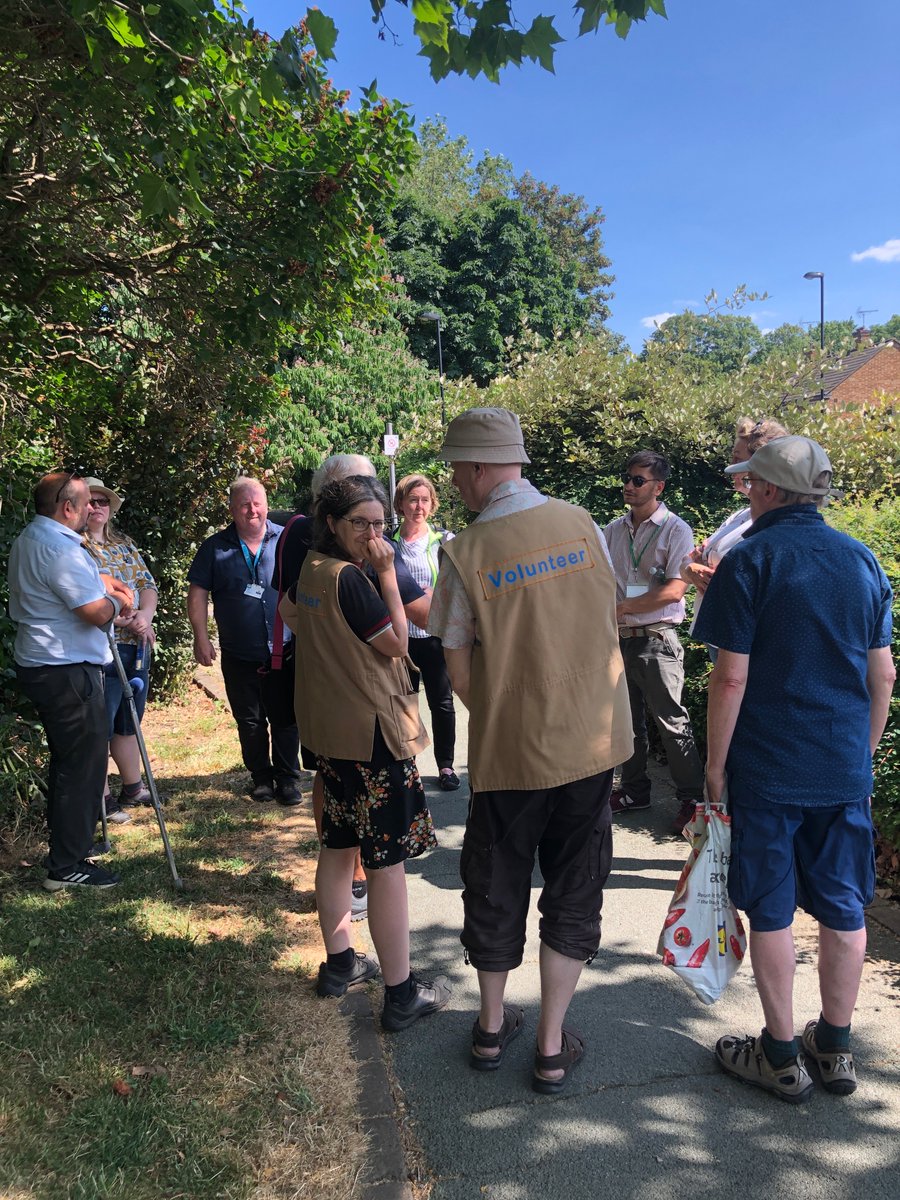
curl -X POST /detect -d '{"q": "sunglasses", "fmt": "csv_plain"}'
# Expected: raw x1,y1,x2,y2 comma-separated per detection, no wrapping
54,469,83,505
621,472,657,488
88,497,111,507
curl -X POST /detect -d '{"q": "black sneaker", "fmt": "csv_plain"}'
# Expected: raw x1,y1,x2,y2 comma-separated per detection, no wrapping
381,974,451,1032
43,860,120,892
439,769,461,791
276,781,303,807
315,952,380,998
250,781,275,802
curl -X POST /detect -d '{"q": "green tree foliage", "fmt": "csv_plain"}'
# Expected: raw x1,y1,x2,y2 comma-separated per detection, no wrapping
396,117,513,220
869,314,900,343
0,1,418,820
266,319,439,503
644,312,766,376
513,172,614,323
310,1,667,81
757,320,858,362
384,118,614,380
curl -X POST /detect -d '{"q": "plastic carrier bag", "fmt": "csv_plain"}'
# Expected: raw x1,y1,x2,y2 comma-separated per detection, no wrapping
657,794,747,1004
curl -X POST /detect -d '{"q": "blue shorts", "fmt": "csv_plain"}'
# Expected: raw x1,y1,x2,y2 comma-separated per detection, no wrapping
104,642,150,737
728,790,875,933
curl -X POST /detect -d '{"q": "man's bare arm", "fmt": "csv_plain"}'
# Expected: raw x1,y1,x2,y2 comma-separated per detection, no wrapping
705,649,749,804
187,583,216,666
404,592,431,631
616,578,688,620
867,645,896,756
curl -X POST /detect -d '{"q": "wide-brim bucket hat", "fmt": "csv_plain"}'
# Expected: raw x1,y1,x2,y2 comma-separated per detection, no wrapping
83,476,124,514
438,407,531,464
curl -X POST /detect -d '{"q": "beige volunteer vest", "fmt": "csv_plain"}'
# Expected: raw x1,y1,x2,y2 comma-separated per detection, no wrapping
280,554,429,763
442,499,632,792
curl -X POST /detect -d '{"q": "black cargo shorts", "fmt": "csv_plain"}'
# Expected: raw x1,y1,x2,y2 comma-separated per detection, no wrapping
459,769,614,972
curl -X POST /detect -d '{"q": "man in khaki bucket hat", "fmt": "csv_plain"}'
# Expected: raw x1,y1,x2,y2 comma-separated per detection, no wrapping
428,407,633,1092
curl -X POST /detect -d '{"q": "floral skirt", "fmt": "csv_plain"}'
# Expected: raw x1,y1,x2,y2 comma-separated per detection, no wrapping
316,722,437,870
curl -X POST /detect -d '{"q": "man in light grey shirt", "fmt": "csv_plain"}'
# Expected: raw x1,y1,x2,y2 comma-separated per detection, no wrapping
9,471,133,889
603,450,704,833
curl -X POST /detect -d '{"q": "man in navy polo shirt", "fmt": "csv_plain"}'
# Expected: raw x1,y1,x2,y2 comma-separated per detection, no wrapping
695,436,895,1103
188,477,302,805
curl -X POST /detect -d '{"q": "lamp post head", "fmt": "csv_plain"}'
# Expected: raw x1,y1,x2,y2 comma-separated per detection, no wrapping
420,310,441,324
803,271,824,280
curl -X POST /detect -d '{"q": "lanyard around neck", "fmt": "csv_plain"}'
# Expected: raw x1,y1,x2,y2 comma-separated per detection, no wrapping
628,510,668,570
239,538,264,582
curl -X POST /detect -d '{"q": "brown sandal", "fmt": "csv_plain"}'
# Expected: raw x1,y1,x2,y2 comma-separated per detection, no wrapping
532,1028,585,1094
470,1005,525,1072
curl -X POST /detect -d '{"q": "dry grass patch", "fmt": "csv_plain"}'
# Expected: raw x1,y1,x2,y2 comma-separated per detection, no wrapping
0,685,372,1200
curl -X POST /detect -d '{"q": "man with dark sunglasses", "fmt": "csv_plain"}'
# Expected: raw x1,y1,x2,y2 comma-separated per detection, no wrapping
8,471,134,889
603,450,705,832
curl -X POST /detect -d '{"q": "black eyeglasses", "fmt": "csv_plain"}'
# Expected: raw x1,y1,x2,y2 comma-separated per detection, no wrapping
341,516,386,534
622,472,657,488
54,469,83,505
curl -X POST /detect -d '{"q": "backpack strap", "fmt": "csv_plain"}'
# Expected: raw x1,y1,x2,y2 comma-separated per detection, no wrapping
270,514,303,670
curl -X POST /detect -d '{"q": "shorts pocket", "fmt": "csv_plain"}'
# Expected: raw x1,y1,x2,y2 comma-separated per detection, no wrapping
460,836,493,900
726,827,745,910
589,818,613,882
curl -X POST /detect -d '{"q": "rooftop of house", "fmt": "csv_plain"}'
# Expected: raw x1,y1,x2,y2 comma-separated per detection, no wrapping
785,335,900,402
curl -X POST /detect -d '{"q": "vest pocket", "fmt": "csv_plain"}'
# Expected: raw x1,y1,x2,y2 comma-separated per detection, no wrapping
388,692,425,755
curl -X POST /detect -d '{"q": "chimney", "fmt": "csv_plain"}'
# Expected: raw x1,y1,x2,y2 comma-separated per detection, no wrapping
854,327,872,349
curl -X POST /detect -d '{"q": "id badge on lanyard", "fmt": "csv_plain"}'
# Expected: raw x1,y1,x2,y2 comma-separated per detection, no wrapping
240,539,265,599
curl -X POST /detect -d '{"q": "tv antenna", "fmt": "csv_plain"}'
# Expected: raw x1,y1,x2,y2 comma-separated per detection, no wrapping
856,307,878,325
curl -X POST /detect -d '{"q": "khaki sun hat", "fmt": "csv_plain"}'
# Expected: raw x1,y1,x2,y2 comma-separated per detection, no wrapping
83,476,124,514
725,436,832,495
438,407,531,465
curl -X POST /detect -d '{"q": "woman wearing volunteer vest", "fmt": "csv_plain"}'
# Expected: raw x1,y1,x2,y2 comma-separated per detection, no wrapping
391,473,460,791
282,475,451,1031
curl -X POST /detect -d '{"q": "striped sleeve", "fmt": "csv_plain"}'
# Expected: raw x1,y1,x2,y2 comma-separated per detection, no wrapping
337,564,393,644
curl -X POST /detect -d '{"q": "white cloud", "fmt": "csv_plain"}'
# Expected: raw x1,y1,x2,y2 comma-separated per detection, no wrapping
851,238,900,264
640,311,676,330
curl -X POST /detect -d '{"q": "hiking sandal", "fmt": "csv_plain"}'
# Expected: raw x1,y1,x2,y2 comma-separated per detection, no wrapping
532,1027,585,1094
470,1004,525,1071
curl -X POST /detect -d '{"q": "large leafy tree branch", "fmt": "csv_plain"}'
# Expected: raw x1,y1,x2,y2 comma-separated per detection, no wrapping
305,1,667,81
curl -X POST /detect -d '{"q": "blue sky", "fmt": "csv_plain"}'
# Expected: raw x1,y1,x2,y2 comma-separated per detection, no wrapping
244,1,900,350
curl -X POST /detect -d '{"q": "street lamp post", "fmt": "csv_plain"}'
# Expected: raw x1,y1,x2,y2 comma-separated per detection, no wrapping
420,310,446,425
803,271,825,402
803,271,825,352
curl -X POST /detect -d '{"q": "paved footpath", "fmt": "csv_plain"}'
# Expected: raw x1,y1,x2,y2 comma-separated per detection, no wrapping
359,702,900,1200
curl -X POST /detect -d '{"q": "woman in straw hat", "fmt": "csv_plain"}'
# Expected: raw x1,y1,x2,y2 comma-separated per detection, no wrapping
83,477,158,821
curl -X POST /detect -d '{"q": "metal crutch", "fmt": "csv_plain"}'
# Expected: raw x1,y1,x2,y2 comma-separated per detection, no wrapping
107,630,184,889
